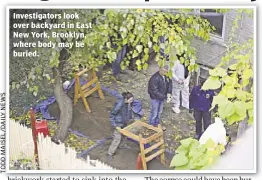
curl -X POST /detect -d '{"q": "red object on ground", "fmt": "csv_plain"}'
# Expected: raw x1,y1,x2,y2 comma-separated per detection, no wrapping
35,119,49,137
30,108,49,138
136,153,143,170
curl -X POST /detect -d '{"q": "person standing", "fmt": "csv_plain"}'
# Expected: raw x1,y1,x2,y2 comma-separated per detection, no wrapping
112,45,128,80
189,80,215,139
148,65,172,130
171,53,191,114
107,92,134,159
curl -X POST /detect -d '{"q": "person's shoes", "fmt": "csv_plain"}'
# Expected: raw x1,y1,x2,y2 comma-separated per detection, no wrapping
172,107,181,114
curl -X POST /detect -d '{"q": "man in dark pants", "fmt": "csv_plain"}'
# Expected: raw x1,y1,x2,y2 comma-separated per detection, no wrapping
107,92,134,159
189,80,215,139
148,65,172,130
112,45,127,80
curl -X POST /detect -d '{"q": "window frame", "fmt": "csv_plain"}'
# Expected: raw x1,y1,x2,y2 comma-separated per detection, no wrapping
195,9,227,45
196,65,210,85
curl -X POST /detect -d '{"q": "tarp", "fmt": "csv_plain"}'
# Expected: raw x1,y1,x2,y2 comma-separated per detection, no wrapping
33,78,144,120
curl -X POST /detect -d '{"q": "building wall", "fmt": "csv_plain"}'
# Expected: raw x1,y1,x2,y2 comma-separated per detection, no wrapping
192,9,254,68
190,9,254,86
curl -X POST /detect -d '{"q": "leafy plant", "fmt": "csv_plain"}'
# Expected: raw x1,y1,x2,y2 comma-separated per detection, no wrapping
201,9,254,126
10,153,37,170
201,40,253,125
170,138,225,170
10,9,214,93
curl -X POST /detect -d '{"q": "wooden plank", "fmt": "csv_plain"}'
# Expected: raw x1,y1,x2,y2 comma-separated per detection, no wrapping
135,121,160,132
76,68,90,76
139,134,147,170
82,97,91,113
145,131,163,144
160,136,166,165
74,76,80,105
122,121,140,130
144,140,164,154
145,149,165,162
81,77,98,92
158,124,162,131
79,82,91,113
77,86,98,99
117,128,139,141
91,69,105,100
84,86,99,98
97,83,105,100
92,69,97,78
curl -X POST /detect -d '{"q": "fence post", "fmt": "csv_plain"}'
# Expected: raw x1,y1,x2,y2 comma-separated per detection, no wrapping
29,108,39,168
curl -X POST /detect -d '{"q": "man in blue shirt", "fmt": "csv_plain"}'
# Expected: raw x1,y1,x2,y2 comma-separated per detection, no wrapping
189,80,215,139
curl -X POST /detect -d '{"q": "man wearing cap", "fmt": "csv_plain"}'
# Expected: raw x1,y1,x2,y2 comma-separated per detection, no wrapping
148,65,172,130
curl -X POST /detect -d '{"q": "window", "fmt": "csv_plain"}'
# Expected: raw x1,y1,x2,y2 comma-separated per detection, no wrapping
199,66,210,79
199,9,225,39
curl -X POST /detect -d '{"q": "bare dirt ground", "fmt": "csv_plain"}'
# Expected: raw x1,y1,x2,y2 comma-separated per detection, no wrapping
47,60,238,170
48,88,171,170
48,92,115,140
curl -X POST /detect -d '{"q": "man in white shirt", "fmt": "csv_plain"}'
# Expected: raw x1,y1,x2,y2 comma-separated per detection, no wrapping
171,53,190,114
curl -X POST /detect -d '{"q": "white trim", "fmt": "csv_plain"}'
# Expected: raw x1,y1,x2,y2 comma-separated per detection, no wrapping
199,65,211,71
196,65,200,85
208,12,227,45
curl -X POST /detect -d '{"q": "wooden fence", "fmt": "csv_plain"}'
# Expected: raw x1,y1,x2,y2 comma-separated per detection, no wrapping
9,120,36,164
9,120,115,170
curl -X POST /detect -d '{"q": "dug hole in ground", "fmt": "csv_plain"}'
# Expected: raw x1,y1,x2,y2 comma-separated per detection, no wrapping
46,61,238,170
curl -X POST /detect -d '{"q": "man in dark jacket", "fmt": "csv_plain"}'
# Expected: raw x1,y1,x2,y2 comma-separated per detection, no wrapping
189,80,215,139
148,65,172,129
107,92,134,159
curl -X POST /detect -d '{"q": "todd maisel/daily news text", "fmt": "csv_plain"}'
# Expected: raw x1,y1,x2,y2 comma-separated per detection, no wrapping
0,92,6,173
